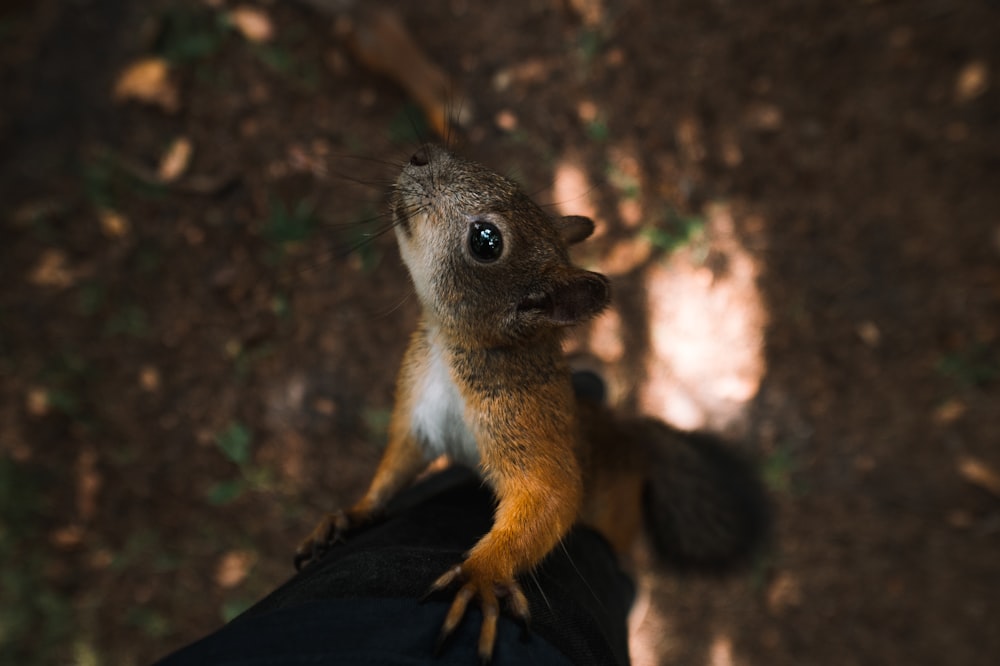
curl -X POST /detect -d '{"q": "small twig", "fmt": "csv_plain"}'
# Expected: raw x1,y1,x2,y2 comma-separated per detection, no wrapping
288,0,473,139
957,456,1000,499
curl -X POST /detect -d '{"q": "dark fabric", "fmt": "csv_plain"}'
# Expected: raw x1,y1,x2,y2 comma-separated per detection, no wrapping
155,468,634,666
154,598,572,666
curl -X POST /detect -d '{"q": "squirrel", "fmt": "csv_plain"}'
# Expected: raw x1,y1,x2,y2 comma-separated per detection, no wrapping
294,144,767,661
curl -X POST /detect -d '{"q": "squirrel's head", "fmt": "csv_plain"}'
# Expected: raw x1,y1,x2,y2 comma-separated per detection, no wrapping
391,144,609,345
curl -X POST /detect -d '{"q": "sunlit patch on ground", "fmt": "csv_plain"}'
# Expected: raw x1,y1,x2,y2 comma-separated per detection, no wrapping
708,633,737,666
628,579,673,666
555,149,767,436
638,204,767,434
552,155,600,226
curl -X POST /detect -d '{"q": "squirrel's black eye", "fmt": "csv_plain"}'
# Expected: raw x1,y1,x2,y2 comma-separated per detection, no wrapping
468,221,503,262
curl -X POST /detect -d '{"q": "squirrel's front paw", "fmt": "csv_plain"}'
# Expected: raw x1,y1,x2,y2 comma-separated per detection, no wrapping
429,564,530,662
293,509,351,570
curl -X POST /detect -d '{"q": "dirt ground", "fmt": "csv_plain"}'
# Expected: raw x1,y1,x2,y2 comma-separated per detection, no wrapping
2,1,998,664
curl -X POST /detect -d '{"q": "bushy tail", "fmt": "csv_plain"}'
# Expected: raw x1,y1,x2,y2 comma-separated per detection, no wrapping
637,419,770,571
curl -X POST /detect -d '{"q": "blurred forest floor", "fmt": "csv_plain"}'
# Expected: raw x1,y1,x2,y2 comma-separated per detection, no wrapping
1,1,998,664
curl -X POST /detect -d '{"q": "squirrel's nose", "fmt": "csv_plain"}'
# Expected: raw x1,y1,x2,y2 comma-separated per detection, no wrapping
409,146,430,167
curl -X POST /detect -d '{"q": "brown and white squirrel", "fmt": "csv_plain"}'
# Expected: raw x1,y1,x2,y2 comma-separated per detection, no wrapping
295,144,767,660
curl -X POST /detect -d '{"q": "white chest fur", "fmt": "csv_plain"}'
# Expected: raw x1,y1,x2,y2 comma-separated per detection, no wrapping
409,340,480,467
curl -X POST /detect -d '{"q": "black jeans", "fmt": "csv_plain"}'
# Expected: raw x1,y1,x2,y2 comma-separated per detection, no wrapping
155,467,634,665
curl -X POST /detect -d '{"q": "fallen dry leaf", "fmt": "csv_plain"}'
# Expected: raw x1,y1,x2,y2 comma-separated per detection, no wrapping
766,571,803,615
26,387,49,416
50,524,85,548
566,0,605,26
215,550,257,588
577,99,599,124
955,60,989,104
856,320,881,347
98,208,130,238
957,455,1000,498
76,446,101,522
228,6,274,43
158,136,193,182
745,101,784,131
495,108,518,131
113,57,179,112
139,365,161,392
29,249,75,288
934,398,966,424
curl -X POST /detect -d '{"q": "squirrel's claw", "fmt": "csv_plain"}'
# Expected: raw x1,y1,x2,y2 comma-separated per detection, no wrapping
430,565,529,663
293,509,350,571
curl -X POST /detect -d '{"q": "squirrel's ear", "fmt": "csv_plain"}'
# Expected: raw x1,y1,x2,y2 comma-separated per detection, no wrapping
556,215,596,245
520,270,610,325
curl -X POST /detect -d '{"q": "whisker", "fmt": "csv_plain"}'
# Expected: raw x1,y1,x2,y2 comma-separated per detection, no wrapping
557,540,609,616
527,568,552,612
314,209,396,231
337,218,403,258
536,185,602,211
327,152,404,170
369,289,415,320
327,174,395,192
262,207,403,286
